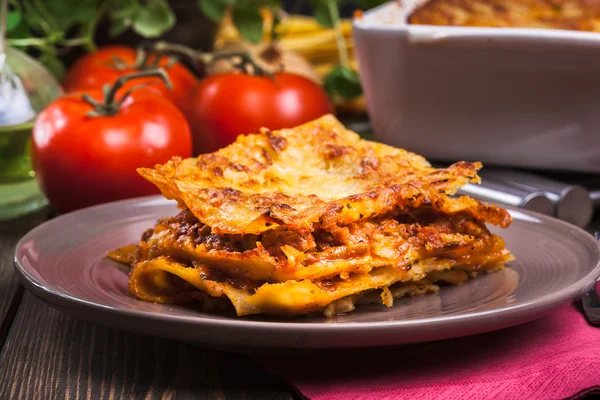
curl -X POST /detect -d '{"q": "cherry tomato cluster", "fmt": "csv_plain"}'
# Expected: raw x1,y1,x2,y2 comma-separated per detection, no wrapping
32,45,334,213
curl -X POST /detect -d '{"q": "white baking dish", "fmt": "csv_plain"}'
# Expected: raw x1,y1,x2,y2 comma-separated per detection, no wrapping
352,1,600,173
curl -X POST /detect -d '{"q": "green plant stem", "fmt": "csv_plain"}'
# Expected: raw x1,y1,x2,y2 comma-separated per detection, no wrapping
5,37,49,46
83,39,96,52
82,68,172,117
152,41,201,63
152,41,273,77
84,0,112,52
1,0,7,55
106,69,171,106
7,36,91,48
7,29,96,50
30,0,56,36
7,0,110,54
327,0,349,68
59,37,90,46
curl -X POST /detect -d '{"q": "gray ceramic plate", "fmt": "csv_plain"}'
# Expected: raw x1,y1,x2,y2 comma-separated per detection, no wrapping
13,196,600,351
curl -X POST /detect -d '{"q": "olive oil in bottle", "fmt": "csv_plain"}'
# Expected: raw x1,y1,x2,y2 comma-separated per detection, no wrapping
0,1,63,220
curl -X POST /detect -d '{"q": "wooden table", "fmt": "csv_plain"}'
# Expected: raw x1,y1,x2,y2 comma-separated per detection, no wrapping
0,208,598,399
0,209,300,399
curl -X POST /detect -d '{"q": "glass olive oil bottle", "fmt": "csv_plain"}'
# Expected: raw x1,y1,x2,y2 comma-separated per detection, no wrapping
0,1,63,220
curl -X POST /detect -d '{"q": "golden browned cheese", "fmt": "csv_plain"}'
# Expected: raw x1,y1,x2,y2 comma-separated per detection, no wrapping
408,0,600,31
138,114,510,235
111,114,515,318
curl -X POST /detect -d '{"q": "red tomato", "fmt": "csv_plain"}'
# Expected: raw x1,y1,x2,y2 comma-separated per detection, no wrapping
184,72,334,155
31,88,192,214
63,45,197,111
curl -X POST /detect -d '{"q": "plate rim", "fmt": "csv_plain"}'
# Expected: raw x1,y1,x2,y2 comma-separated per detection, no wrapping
12,195,600,332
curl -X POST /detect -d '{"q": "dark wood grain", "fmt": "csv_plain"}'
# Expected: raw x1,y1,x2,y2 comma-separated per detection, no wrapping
0,293,300,400
0,209,53,350
0,233,24,350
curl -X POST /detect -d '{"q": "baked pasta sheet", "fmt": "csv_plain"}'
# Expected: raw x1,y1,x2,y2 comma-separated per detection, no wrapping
109,114,514,317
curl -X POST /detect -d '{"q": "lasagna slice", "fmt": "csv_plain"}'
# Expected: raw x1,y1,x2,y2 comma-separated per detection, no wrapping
408,0,600,32
109,114,514,318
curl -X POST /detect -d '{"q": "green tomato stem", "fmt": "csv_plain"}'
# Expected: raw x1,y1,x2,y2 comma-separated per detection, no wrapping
152,41,201,64
81,68,173,117
104,68,172,107
151,41,274,78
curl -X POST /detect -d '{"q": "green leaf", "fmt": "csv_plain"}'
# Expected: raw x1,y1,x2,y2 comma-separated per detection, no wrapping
42,0,103,31
6,11,22,32
108,0,139,37
109,18,132,37
5,18,31,40
39,52,66,81
69,0,100,24
132,0,176,38
324,66,363,99
310,0,334,28
110,0,140,20
232,4,263,43
197,0,234,23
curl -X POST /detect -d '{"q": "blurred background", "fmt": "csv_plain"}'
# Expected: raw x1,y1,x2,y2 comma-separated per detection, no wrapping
0,0,383,222
0,0,598,228
3,0,380,117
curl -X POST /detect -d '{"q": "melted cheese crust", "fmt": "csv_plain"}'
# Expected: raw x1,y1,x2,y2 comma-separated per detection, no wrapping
138,115,511,235
408,0,600,31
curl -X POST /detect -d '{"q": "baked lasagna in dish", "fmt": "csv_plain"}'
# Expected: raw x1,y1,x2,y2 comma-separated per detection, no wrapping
109,115,514,318
408,0,600,31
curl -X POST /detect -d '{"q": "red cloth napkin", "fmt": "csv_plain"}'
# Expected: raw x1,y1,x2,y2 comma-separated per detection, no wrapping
256,302,600,400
